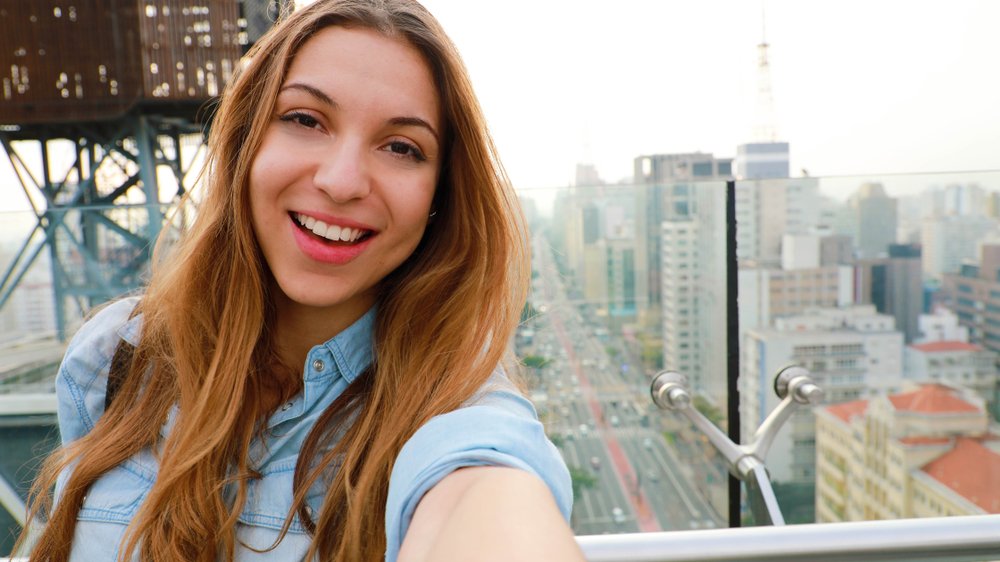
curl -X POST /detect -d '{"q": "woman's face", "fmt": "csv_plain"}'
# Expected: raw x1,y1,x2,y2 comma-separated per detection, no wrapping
249,26,442,325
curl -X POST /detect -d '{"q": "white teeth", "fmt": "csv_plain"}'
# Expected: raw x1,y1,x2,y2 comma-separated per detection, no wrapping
294,213,368,243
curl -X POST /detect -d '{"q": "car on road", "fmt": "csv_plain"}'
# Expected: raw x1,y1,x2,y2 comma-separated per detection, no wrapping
611,507,625,524
642,437,654,449
610,415,620,427
589,456,601,470
578,423,589,436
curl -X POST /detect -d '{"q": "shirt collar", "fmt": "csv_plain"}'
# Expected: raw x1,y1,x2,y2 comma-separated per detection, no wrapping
316,306,376,384
117,301,376,384
116,298,143,347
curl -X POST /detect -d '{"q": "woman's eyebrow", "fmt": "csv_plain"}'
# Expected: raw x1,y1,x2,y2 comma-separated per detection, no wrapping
389,116,440,144
279,82,337,108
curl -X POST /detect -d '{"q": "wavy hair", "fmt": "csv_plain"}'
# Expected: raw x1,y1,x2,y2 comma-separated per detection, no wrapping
18,1,529,560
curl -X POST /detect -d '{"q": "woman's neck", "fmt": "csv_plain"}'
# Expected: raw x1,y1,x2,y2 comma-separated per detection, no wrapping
272,295,374,372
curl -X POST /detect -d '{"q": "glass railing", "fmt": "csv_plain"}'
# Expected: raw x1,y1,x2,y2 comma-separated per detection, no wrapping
3,171,1000,557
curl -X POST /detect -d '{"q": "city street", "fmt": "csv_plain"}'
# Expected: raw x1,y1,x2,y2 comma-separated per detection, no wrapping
527,234,724,535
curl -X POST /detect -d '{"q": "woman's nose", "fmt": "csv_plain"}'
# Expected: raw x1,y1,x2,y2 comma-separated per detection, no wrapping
312,141,372,202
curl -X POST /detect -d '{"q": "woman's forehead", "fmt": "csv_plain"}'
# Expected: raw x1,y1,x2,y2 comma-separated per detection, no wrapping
281,26,441,126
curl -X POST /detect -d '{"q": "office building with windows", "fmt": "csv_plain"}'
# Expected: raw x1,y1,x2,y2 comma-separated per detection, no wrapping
633,153,732,332
734,178,822,266
743,305,904,484
943,244,1000,356
855,244,924,342
922,215,999,280
904,341,999,416
849,183,898,260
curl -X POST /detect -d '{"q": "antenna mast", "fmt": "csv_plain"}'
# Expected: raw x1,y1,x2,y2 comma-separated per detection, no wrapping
753,2,779,142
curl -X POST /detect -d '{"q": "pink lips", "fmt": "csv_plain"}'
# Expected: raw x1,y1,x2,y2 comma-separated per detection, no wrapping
290,214,375,265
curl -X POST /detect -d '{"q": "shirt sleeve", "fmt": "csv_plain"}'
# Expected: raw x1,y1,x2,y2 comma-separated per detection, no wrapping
383,376,572,562
55,297,140,446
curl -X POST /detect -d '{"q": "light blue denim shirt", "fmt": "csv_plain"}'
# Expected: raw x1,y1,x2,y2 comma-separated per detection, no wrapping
53,297,572,561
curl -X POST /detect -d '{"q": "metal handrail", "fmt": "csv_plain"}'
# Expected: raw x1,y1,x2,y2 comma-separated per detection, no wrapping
576,514,1000,562
3,514,999,562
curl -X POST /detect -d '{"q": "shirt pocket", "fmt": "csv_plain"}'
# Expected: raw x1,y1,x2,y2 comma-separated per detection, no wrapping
238,461,327,535
77,459,153,524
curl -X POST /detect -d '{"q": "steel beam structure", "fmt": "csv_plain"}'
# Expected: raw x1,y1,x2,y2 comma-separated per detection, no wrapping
0,114,205,340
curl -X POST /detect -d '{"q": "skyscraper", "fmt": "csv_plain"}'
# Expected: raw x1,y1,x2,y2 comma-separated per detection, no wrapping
855,244,924,342
632,152,732,332
850,183,898,259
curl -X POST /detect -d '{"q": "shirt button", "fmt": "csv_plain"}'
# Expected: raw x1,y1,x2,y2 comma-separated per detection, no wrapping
312,359,325,372
281,401,293,412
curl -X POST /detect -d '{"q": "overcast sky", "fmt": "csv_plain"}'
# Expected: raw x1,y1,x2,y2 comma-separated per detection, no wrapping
2,0,998,215
418,0,1000,190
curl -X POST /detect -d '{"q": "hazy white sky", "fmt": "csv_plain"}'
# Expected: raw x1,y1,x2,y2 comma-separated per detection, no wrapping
418,0,1000,189
2,0,998,214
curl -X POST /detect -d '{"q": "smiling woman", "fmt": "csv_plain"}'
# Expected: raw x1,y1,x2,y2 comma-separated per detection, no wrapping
14,2,581,562
250,26,442,349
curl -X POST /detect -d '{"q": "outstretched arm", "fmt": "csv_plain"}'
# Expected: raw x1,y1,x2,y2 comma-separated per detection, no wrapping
398,466,585,562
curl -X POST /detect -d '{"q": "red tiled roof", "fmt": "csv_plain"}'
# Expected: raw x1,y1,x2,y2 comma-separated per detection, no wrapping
889,384,980,414
826,399,869,423
910,341,982,353
922,438,1000,513
899,436,952,446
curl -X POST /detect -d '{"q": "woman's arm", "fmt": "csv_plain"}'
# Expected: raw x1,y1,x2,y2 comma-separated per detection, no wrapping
398,466,585,562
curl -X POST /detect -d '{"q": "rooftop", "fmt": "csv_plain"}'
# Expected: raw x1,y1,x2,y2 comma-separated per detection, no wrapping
888,384,980,415
825,399,868,423
922,438,1000,513
910,341,982,353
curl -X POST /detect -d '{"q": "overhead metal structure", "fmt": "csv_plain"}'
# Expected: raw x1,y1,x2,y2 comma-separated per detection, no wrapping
0,1,287,340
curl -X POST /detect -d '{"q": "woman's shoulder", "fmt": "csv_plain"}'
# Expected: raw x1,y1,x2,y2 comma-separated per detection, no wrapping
56,296,142,444
384,366,572,559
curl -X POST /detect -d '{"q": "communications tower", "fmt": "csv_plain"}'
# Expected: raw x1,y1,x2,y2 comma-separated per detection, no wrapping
735,3,790,180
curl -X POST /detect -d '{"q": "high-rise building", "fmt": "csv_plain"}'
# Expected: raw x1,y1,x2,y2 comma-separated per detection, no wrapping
855,244,924,342
738,265,854,334
943,243,1000,355
632,152,732,331
735,178,822,266
916,307,970,343
922,183,990,219
662,221,701,380
904,341,998,415
661,184,729,404
742,305,904,484
815,384,996,523
735,141,789,180
921,215,999,280
567,191,638,321
849,183,898,259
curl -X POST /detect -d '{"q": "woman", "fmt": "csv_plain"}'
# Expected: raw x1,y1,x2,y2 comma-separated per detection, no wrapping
17,1,582,560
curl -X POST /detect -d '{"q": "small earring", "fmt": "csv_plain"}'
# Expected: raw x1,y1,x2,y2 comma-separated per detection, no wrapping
429,211,437,218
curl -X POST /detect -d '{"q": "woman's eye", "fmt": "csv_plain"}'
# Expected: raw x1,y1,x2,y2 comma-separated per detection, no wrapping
386,141,426,162
278,112,320,129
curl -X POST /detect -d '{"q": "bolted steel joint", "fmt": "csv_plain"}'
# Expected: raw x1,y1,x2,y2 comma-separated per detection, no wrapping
651,371,692,410
774,365,824,405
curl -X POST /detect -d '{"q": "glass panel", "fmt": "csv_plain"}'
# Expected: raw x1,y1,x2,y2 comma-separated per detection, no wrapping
518,180,731,534
736,171,1000,526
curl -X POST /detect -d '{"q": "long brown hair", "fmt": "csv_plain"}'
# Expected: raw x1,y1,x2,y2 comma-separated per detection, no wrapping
18,1,529,560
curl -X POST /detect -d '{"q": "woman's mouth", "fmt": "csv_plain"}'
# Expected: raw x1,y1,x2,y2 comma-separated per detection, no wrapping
291,212,374,245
